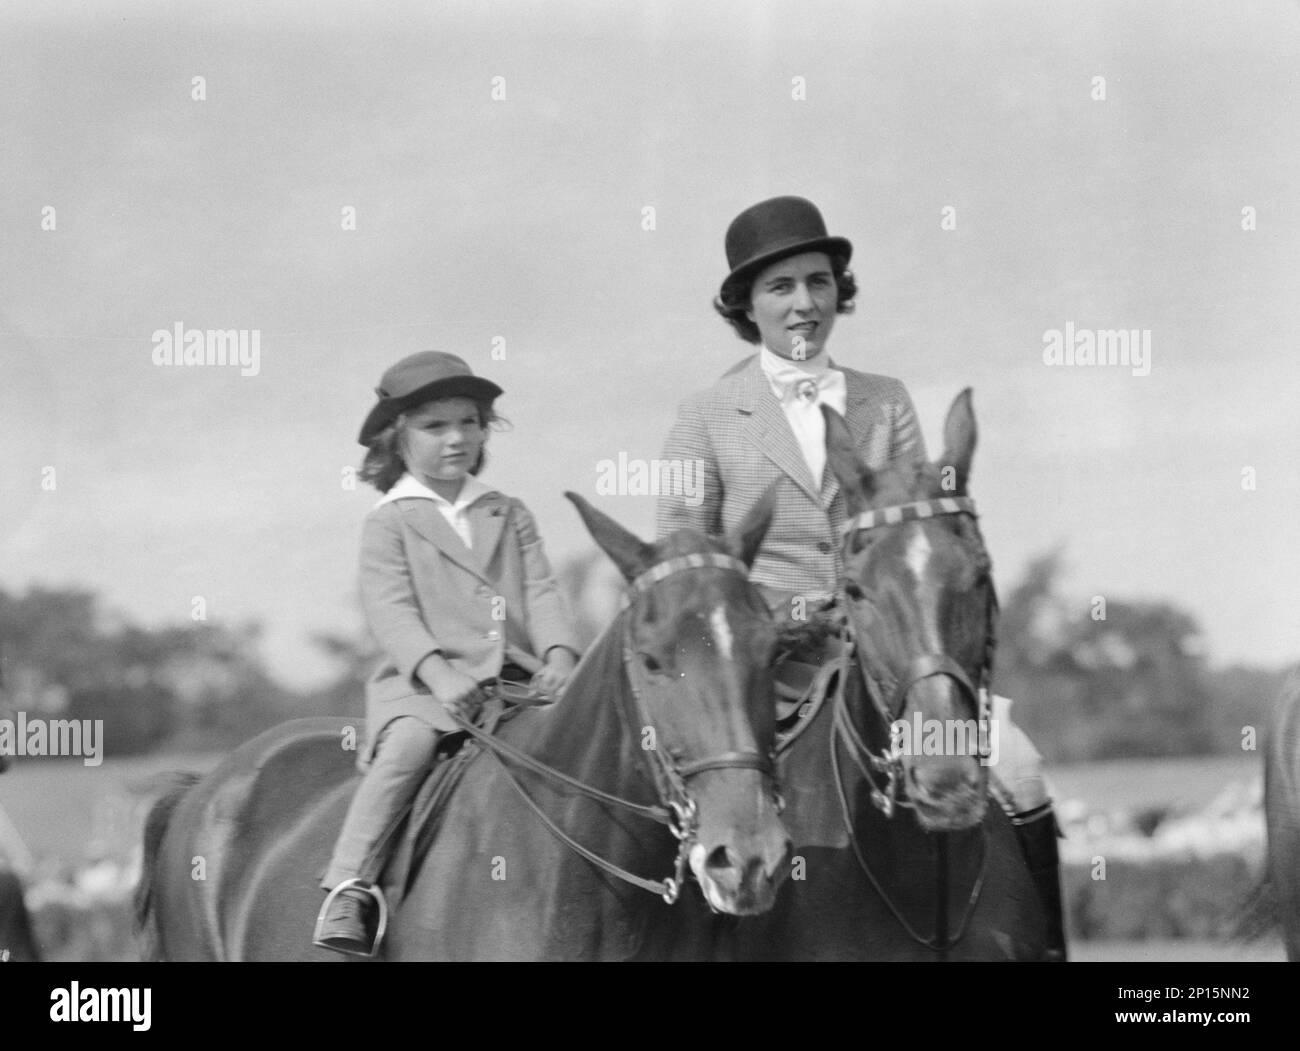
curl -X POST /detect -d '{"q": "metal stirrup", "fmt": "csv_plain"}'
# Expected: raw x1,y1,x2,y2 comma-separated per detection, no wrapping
315,879,389,958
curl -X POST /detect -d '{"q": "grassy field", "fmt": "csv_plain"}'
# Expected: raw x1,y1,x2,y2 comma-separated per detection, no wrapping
1046,753,1261,813
1,748,1266,863
1072,939,1284,962
0,746,1283,961
0,751,222,863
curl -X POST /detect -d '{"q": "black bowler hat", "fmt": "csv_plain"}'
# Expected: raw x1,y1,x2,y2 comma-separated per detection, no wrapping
721,196,852,299
358,351,503,445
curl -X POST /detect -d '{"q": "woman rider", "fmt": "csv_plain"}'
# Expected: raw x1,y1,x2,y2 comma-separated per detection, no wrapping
655,195,1067,960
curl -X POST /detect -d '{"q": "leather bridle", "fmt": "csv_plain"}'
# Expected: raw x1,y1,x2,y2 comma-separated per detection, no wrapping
837,496,998,816
828,495,998,952
448,551,780,905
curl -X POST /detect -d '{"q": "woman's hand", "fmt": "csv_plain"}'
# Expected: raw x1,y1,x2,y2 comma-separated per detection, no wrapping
416,654,486,721
532,647,577,700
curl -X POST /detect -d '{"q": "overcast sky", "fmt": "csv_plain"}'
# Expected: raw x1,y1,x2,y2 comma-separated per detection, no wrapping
2,0,1298,689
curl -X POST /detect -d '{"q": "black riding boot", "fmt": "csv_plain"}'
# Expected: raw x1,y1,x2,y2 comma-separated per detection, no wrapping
315,881,385,957
1013,802,1068,961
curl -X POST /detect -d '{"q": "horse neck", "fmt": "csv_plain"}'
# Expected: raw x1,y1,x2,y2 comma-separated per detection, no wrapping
525,609,656,805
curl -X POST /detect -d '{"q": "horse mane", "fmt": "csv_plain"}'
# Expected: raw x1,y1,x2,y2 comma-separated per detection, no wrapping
775,607,843,663
857,458,994,576
519,601,636,771
870,456,945,505
567,603,630,702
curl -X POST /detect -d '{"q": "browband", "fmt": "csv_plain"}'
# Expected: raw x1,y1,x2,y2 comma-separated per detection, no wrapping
622,552,750,607
841,496,977,535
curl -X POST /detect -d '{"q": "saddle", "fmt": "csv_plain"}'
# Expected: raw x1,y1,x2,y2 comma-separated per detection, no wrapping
773,610,849,744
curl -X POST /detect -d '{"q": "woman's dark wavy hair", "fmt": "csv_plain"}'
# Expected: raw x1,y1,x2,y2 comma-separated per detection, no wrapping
712,252,857,344
359,399,508,493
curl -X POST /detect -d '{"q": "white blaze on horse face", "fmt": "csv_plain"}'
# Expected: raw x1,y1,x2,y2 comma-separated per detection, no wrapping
710,605,735,662
904,526,946,653
904,528,932,581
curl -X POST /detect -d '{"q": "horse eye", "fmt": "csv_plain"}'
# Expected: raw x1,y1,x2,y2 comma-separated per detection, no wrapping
844,581,865,601
640,653,662,674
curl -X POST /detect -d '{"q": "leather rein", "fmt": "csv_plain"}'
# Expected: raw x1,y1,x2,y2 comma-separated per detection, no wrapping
830,495,998,952
447,552,779,905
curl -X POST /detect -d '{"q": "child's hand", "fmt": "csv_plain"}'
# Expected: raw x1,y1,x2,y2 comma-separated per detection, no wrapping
532,647,577,700
417,655,486,720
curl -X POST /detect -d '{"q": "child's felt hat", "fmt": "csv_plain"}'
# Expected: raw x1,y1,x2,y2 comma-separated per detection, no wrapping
358,351,503,445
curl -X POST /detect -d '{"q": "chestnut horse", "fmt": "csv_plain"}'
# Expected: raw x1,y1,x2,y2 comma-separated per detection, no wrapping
137,492,790,960
730,390,1048,959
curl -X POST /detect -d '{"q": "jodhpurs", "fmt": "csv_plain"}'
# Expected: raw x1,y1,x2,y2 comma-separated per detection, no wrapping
321,717,442,891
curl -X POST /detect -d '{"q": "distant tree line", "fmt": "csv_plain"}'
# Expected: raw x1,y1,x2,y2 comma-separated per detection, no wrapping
0,587,359,755
0,552,1290,761
992,551,1289,762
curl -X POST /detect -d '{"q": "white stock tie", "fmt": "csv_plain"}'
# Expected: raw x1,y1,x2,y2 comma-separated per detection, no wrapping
759,348,848,491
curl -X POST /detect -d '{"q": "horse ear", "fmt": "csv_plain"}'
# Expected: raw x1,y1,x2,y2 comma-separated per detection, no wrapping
937,388,977,495
723,480,778,569
822,404,875,512
565,492,654,583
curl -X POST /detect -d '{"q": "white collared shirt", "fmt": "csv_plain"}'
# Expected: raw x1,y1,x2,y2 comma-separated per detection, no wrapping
374,472,497,549
758,345,848,490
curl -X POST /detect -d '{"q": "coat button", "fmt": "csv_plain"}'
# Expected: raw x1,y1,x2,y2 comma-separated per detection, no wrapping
817,541,832,554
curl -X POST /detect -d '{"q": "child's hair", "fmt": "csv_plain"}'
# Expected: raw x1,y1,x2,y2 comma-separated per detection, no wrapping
360,398,509,493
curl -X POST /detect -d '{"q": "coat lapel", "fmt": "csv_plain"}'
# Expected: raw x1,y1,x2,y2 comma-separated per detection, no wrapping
841,368,878,439
470,495,510,575
398,500,485,581
735,363,822,502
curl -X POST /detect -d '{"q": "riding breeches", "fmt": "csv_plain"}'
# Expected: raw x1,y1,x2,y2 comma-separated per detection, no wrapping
321,717,442,891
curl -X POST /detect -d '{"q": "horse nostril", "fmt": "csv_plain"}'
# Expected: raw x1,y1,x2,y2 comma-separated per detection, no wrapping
704,844,740,876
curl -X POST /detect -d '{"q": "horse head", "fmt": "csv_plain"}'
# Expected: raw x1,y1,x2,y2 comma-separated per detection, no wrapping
825,390,996,833
565,489,792,915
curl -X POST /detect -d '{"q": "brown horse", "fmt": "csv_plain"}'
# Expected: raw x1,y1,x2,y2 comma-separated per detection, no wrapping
1265,670,1300,960
729,390,1048,959
137,492,791,960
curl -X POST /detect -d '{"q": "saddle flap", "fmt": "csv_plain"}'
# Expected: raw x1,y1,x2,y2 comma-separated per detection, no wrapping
378,739,475,905
378,697,528,906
